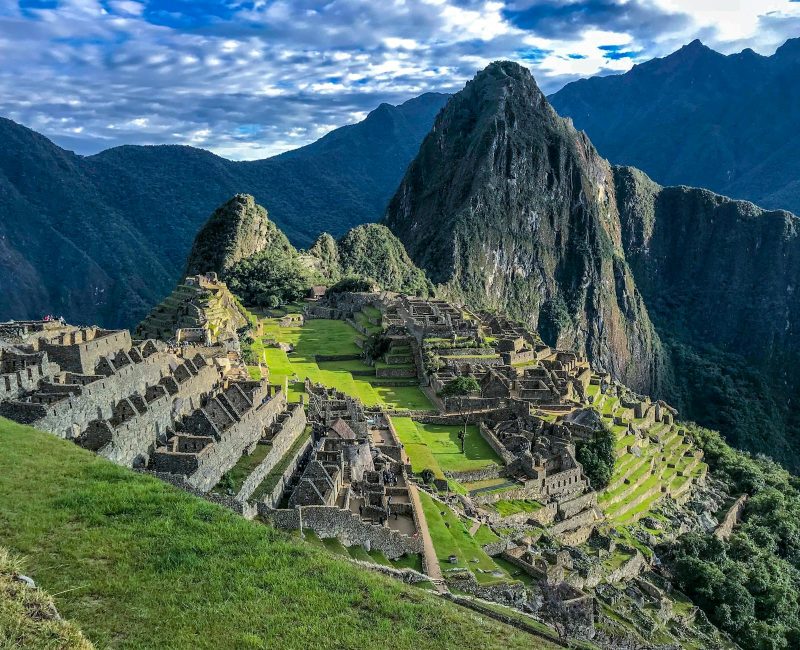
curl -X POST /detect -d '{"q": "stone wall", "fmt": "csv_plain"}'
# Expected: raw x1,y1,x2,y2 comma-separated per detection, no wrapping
88,362,218,467
186,388,288,492
478,421,517,464
258,435,314,509
714,494,748,540
235,403,307,502
260,505,423,559
0,348,175,439
40,329,131,374
375,366,417,378
446,465,505,484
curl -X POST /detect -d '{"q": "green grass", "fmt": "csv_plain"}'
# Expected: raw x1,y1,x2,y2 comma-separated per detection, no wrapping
218,442,271,493
390,417,501,478
492,500,543,517
249,427,311,502
0,546,93,649
418,492,511,585
252,317,432,410
473,524,501,546
0,418,536,650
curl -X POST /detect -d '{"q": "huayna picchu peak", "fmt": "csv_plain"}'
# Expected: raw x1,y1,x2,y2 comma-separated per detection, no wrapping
385,60,665,396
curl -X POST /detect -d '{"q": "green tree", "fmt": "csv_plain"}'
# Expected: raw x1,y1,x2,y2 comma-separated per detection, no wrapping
440,376,480,397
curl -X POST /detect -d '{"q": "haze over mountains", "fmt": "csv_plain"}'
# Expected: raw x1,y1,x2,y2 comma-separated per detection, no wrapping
550,37,800,216
0,92,448,328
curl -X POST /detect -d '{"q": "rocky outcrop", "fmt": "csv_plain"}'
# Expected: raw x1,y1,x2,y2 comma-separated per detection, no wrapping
385,61,664,393
184,194,294,277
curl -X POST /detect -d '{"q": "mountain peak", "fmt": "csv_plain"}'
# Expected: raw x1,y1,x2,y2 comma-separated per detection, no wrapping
184,194,292,277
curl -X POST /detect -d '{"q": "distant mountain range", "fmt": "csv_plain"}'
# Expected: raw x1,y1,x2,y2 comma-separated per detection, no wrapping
550,38,800,216
0,92,448,327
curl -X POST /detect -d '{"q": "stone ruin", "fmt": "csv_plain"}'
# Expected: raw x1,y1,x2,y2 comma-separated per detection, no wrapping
0,317,304,496
260,381,423,559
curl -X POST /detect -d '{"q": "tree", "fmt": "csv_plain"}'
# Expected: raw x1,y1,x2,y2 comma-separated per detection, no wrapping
440,375,480,397
575,420,615,489
225,251,310,308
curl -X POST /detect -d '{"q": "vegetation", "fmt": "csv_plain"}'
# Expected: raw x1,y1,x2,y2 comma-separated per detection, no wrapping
328,276,375,294
0,417,536,650
390,417,501,478
417,491,510,584
225,251,311,308
0,546,93,649
440,376,480,397
575,420,615,489
250,316,432,410
662,424,800,650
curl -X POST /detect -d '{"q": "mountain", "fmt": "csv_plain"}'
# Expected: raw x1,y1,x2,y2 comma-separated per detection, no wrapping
0,92,449,328
306,224,433,297
184,194,294,277
615,166,800,463
180,194,432,309
385,61,664,393
385,61,800,469
550,38,800,216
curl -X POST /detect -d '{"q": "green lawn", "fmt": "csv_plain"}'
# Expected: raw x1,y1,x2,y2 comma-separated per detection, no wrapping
492,500,544,517
0,418,535,650
390,417,502,478
418,491,511,585
251,317,432,410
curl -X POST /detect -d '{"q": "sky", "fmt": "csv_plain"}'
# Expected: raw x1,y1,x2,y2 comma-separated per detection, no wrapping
1,0,799,159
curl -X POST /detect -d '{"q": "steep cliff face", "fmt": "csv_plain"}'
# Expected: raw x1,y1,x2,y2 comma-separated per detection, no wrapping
615,166,800,464
184,194,293,277
385,61,663,392
616,166,800,361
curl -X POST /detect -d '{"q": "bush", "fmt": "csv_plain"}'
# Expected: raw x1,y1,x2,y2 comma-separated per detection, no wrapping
440,376,480,397
575,420,614,489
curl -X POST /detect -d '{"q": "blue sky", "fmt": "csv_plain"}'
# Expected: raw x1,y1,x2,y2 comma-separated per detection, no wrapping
2,0,799,159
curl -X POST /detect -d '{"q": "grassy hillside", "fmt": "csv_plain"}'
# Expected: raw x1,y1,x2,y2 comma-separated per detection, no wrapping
0,418,541,650
0,546,93,649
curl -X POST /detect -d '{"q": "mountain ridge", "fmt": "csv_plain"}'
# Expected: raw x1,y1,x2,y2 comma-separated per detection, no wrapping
549,37,800,217
0,92,450,328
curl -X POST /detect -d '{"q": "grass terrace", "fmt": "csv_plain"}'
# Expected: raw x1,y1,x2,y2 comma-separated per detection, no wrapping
390,417,502,479
250,315,432,410
418,491,512,585
491,499,544,517
0,418,535,650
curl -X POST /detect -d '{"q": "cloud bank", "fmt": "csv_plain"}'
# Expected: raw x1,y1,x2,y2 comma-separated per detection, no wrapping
2,0,799,158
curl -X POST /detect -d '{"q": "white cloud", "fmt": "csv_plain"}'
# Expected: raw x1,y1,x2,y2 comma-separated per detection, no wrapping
1,0,798,159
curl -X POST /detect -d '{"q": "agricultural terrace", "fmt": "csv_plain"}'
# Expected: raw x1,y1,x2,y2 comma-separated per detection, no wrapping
390,417,502,481
248,309,432,411
593,387,708,528
0,418,537,650
418,491,516,585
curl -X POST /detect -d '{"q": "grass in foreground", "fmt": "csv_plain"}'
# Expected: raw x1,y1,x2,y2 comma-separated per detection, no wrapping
0,418,536,650
0,546,93,650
